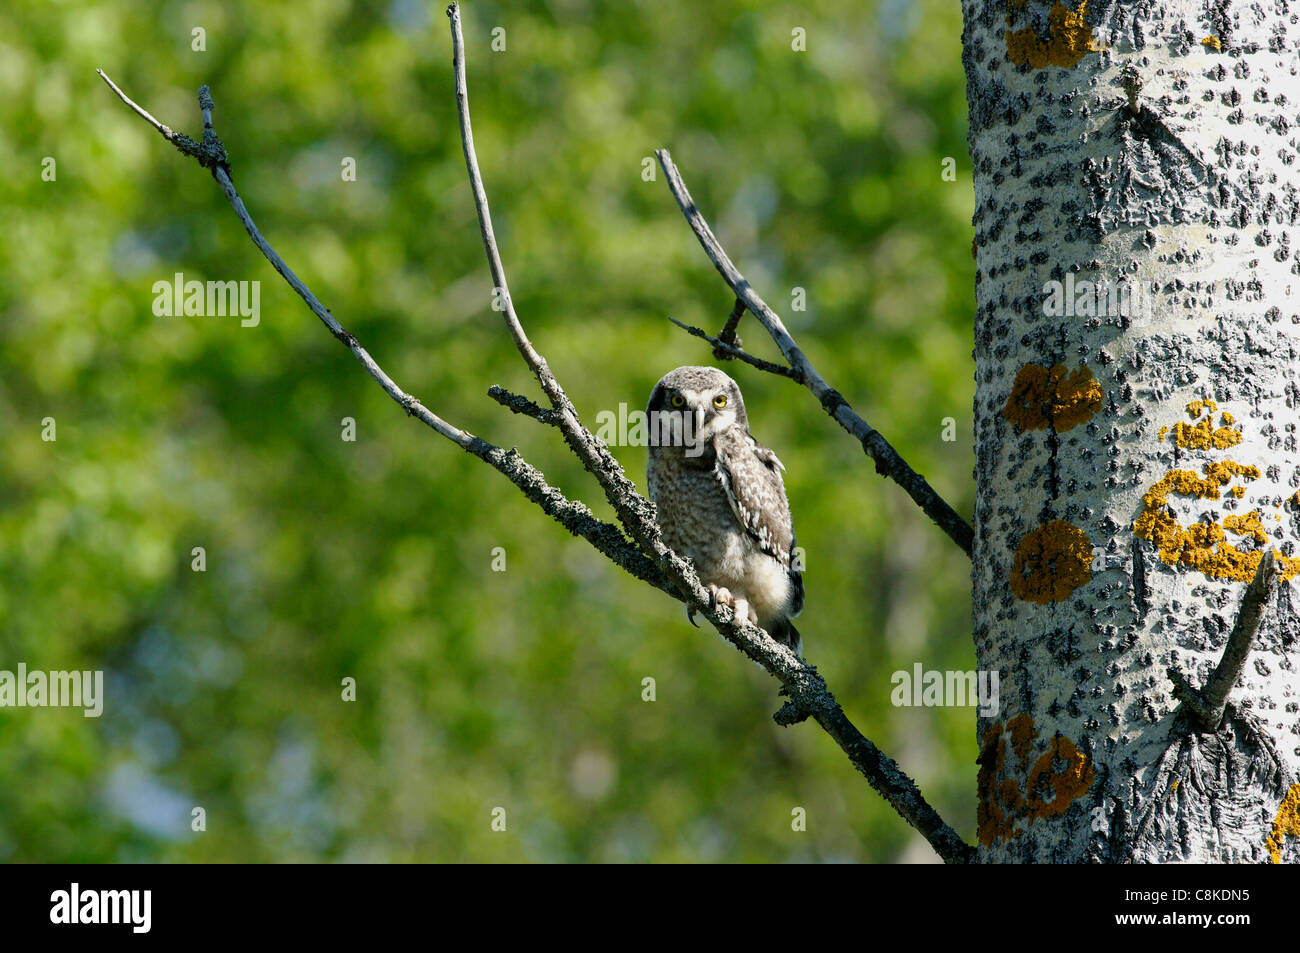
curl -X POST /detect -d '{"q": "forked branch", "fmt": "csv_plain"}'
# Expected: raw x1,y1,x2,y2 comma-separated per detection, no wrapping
655,149,975,558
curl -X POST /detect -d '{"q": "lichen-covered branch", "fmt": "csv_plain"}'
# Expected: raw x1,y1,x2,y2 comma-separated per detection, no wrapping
488,385,563,426
655,148,974,558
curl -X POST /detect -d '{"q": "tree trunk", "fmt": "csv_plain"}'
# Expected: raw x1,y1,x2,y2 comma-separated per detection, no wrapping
962,0,1300,862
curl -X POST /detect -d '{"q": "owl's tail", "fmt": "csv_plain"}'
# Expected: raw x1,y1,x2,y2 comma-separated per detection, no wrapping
771,618,803,657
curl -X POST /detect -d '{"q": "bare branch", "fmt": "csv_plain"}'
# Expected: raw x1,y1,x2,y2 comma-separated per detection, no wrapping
98,14,976,863
95,68,664,595
1169,552,1281,732
667,316,801,380
97,69,194,149
446,4,669,556
655,148,975,558
716,297,746,357
488,385,562,426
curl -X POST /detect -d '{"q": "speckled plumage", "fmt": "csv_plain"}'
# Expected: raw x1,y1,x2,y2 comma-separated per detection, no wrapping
646,366,804,653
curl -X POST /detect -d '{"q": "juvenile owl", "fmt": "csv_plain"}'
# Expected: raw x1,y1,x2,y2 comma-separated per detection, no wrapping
646,366,804,654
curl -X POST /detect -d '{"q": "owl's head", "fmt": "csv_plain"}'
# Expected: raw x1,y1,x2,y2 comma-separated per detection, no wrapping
646,366,749,453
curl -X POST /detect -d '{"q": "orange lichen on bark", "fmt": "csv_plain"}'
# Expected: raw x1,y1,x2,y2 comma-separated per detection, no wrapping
1025,735,1094,820
1003,363,1103,432
1266,784,1300,864
1157,400,1241,449
1168,416,1242,450
1005,1,1102,69
1133,462,1300,582
1222,511,1268,544
1009,520,1093,603
1008,713,1036,768
1201,36,1222,51
978,715,1095,846
1276,553,1300,578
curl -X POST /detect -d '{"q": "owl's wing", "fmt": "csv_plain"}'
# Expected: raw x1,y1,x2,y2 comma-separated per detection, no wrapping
712,430,798,571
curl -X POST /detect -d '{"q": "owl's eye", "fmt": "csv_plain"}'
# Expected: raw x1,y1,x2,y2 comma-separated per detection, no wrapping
713,394,728,408
670,394,686,408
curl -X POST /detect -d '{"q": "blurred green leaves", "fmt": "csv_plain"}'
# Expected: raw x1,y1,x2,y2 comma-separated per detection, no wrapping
0,0,974,861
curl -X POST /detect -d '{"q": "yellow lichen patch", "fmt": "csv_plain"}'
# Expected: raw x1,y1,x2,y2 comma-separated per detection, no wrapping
1201,36,1222,51
1169,415,1242,450
1223,511,1268,545
978,715,1095,846
1133,462,1300,582
1266,784,1300,864
1009,520,1093,603
1006,1,1102,69
1161,400,1241,449
1003,363,1103,432
1139,401,1300,585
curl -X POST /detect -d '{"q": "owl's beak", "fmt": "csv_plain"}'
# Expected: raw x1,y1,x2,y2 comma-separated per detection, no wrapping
670,404,708,458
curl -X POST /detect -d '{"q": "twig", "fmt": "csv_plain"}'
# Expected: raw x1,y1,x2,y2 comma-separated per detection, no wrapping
488,385,562,425
715,297,746,358
1168,552,1281,731
667,316,801,380
655,148,975,558
98,15,976,863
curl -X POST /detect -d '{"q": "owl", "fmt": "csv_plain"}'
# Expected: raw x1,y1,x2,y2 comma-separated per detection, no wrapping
646,366,804,654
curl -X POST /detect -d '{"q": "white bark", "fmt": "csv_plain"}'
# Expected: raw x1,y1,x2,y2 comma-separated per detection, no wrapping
963,0,1300,862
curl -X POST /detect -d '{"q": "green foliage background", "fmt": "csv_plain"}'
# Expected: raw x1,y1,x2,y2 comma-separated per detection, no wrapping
0,0,975,861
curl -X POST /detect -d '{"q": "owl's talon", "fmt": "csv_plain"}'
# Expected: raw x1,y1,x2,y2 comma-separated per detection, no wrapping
685,604,701,628
707,585,735,613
